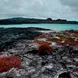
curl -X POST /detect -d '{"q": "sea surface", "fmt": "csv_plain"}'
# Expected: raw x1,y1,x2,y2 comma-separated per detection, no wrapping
0,24,78,31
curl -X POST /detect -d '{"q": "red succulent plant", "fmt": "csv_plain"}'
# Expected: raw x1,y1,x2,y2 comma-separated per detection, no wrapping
38,43,52,55
57,40,78,46
0,56,22,72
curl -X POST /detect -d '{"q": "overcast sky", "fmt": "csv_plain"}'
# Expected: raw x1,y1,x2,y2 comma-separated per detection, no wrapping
0,0,78,21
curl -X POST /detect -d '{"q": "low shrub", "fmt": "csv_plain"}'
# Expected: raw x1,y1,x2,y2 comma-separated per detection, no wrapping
38,43,52,55
0,56,21,72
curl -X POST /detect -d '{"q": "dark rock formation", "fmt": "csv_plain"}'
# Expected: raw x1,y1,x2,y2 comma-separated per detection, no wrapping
0,27,44,51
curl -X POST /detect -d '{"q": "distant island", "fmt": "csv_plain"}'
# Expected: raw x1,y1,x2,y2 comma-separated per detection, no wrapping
0,17,78,25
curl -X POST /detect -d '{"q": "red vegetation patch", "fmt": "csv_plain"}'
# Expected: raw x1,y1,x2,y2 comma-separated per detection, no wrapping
0,56,21,72
65,41,78,46
38,43,52,55
57,40,78,46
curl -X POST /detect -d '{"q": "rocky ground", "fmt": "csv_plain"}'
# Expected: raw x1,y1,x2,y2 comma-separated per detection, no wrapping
0,27,44,51
0,28,78,78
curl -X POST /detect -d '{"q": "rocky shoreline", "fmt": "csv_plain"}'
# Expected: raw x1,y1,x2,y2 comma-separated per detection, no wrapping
0,28,78,78
0,27,46,51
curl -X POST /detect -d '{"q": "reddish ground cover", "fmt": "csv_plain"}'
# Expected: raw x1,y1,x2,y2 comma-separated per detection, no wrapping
38,43,52,55
0,56,22,72
57,40,78,46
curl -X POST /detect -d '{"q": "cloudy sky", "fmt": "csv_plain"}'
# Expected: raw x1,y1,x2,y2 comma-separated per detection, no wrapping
0,0,78,21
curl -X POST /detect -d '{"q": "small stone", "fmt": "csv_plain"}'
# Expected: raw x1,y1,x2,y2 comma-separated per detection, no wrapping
45,64,53,69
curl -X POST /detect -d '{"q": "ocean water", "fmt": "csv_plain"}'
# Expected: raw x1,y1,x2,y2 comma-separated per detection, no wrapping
0,24,78,31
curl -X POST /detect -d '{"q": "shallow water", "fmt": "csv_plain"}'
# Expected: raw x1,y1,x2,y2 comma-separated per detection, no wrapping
0,24,78,31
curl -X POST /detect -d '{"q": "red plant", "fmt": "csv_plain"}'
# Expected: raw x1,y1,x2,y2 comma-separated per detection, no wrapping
38,43,52,55
65,40,78,46
57,40,78,46
0,56,21,72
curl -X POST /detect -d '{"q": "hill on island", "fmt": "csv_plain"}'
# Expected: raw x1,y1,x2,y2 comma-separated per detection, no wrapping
0,17,78,25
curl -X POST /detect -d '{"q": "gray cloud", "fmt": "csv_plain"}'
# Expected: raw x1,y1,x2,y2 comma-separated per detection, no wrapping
60,0,78,12
60,0,78,6
0,0,48,18
0,0,78,20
